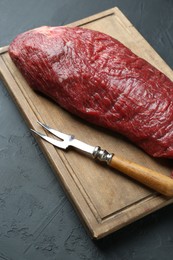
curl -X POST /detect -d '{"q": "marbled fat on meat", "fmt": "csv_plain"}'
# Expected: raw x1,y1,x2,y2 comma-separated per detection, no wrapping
8,26,173,158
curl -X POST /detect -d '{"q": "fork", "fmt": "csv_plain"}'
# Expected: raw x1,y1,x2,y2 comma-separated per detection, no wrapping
31,121,173,197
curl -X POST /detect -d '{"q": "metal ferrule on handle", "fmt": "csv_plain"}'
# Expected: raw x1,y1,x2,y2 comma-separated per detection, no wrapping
92,146,113,164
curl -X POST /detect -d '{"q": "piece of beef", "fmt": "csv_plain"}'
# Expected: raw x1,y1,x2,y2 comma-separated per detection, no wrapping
8,26,173,158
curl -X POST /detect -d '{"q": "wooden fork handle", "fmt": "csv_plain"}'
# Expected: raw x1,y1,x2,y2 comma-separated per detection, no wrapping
109,155,173,197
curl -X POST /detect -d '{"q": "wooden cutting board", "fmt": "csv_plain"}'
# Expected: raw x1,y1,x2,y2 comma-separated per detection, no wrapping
1,7,173,239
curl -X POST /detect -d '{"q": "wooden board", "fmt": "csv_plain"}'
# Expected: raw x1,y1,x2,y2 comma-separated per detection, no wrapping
0,7,173,239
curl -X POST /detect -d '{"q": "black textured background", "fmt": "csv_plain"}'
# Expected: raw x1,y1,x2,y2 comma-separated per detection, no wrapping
0,1,173,259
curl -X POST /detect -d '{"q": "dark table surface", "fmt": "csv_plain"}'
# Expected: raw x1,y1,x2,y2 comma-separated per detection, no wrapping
0,1,173,259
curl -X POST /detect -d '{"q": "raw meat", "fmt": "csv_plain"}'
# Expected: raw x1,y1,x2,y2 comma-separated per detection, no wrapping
8,26,173,158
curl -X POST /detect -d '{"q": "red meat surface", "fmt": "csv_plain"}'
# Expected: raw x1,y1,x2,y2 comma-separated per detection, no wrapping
8,26,173,158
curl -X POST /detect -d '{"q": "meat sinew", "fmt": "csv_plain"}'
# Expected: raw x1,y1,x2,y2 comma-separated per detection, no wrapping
8,26,173,158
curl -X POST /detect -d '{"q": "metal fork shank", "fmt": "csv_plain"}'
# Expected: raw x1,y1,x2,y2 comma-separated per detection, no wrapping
70,138,95,156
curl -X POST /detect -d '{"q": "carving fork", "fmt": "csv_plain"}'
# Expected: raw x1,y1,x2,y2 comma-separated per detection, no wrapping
31,121,173,197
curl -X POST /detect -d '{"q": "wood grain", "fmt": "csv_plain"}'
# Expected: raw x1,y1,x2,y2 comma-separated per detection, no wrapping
0,7,173,239
109,155,173,197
